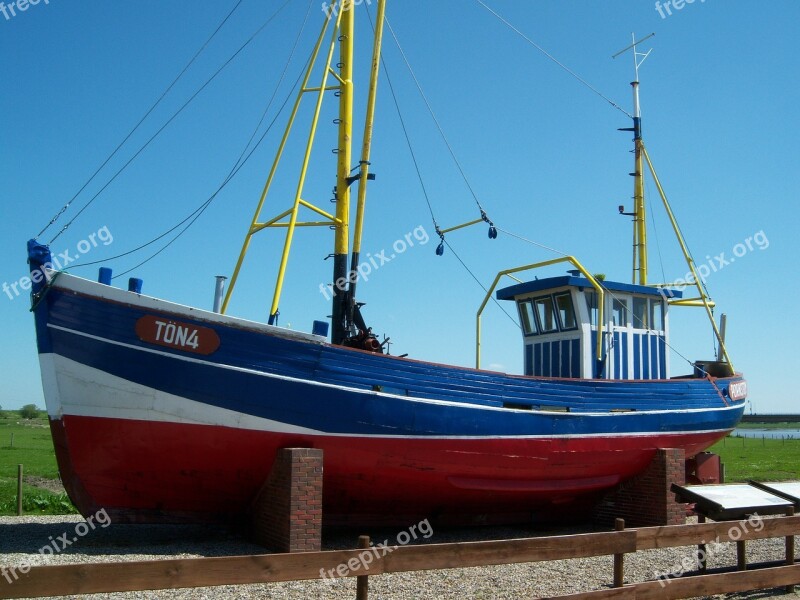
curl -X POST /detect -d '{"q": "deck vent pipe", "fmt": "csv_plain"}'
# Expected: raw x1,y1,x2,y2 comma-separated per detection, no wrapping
717,313,727,362
213,276,227,313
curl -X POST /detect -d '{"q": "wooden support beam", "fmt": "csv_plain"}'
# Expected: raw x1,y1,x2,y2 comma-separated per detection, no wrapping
634,564,800,600
541,587,636,600
636,515,800,550
787,506,796,594
696,514,707,573
380,531,637,573
736,541,747,571
0,550,384,599
3,514,798,599
613,519,625,588
356,535,370,600
16,464,23,516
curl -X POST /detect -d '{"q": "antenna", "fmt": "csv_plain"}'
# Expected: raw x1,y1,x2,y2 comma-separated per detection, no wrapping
612,32,655,82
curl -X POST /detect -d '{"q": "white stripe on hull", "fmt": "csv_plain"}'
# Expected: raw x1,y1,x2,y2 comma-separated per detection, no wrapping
41,353,734,441
42,354,322,434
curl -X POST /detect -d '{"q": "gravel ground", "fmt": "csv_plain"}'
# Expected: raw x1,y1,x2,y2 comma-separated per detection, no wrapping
1,515,797,599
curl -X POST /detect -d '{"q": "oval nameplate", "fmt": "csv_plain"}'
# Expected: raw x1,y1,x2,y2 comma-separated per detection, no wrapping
728,381,747,401
135,316,220,355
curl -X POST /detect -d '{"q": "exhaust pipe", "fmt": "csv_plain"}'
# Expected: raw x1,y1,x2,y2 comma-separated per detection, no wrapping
213,276,227,313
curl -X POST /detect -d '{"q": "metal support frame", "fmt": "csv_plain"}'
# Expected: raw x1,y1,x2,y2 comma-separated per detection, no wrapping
642,147,734,374
476,256,605,370
221,8,346,318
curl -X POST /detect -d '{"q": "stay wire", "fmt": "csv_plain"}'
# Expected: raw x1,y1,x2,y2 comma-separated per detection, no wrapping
444,239,521,330
494,226,569,258
384,16,489,217
368,10,438,227
36,0,246,241
475,0,633,119
644,176,667,285
47,0,295,246
75,1,313,274
368,7,514,328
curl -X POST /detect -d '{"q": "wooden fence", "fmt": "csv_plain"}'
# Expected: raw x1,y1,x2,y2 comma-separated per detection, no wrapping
1,515,798,599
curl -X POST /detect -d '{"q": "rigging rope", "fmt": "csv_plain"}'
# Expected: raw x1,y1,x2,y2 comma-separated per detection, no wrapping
45,0,296,245
383,16,490,218
494,226,568,258
36,0,246,241
645,176,668,285
475,0,633,119
366,6,515,327
74,0,314,275
376,32,437,226
444,239,521,329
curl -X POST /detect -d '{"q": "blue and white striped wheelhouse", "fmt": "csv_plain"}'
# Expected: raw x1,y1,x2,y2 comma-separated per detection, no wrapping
498,276,682,380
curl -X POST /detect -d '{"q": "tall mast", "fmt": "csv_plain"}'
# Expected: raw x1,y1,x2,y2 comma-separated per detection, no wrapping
630,33,650,286
614,33,653,285
347,0,386,331
331,1,355,345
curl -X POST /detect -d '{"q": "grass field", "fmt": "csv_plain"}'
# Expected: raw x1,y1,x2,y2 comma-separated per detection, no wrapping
710,435,800,482
0,410,77,515
1,408,798,515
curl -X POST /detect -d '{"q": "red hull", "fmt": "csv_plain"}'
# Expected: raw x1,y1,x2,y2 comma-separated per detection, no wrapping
50,415,728,526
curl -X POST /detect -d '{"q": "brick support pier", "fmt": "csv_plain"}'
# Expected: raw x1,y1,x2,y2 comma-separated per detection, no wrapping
251,448,323,552
594,448,687,527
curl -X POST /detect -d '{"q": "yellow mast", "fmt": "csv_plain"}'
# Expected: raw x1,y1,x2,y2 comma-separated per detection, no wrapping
627,33,649,286
614,34,653,286
223,1,388,345
331,1,355,344
615,33,734,374
347,0,387,330
632,80,647,286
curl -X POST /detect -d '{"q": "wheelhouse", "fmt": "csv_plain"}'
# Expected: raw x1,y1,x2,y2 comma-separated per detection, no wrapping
497,276,682,380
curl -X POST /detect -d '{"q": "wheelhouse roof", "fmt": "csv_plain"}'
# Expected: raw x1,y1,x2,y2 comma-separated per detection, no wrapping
496,276,683,301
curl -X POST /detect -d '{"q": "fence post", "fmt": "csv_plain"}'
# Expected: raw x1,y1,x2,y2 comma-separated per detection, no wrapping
736,539,747,571
787,507,796,594
613,518,625,588
17,464,24,516
697,514,707,573
356,535,370,600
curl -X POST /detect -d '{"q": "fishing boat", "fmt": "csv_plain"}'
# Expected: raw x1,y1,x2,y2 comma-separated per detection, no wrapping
27,2,746,526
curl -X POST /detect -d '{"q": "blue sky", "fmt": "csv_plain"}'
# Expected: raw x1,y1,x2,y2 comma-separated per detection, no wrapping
1,0,797,413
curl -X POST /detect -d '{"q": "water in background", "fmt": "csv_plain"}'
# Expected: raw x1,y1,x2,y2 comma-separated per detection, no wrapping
732,428,800,439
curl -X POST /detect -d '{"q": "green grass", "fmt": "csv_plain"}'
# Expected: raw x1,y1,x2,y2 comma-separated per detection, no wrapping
709,436,800,482
0,411,78,515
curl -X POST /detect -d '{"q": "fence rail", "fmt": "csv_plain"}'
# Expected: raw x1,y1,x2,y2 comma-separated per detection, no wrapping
2,515,798,599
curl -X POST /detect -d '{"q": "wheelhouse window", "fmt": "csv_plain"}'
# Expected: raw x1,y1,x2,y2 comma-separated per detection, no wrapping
555,293,577,330
612,297,628,327
518,300,538,335
585,291,599,327
651,299,664,331
534,296,558,333
633,297,649,329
